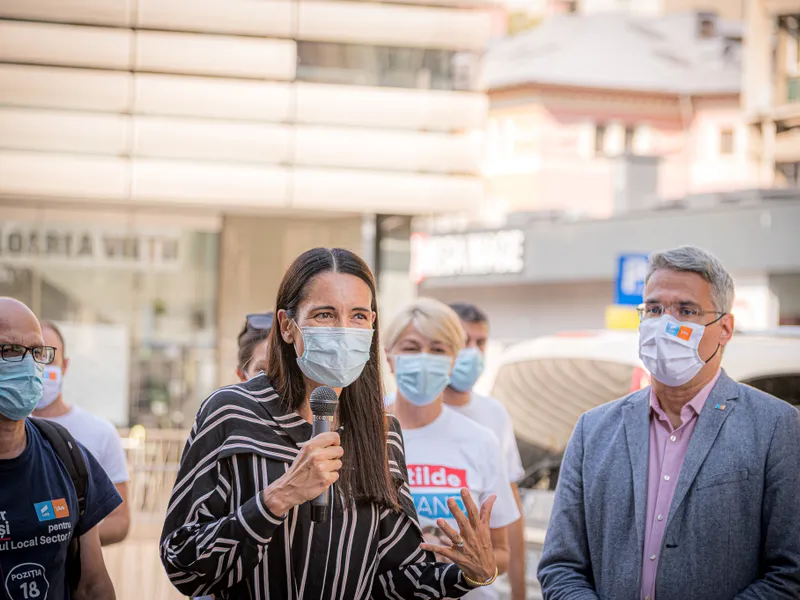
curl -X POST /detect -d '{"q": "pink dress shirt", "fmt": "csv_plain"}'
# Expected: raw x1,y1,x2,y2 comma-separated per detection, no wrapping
640,370,721,600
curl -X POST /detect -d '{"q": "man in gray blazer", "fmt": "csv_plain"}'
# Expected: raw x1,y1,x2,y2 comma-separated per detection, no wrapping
538,245,800,600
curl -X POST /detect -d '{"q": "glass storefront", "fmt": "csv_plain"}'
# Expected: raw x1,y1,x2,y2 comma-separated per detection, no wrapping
0,206,219,428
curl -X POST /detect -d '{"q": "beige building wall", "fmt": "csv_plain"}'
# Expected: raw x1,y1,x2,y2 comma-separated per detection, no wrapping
0,1,492,214
742,0,776,119
686,95,760,192
576,0,743,17
216,214,364,387
743,0,800,186
664,0,744,19
486,87,757,217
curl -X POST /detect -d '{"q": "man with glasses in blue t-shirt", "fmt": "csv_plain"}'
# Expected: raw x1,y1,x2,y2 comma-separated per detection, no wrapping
0,297,121,600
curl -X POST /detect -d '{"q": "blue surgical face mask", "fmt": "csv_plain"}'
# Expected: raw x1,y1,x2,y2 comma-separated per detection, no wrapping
449,347,485,393
394,353,453,406
294,324,374,388
0,356,44,421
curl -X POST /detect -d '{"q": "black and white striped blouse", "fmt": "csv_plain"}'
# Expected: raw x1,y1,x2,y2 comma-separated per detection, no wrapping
160,374,473,599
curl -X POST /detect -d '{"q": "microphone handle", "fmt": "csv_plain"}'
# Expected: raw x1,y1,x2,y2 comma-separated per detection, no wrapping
311,414,335,523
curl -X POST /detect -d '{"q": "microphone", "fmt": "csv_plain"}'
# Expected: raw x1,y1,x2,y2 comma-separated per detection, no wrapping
309,386,339,523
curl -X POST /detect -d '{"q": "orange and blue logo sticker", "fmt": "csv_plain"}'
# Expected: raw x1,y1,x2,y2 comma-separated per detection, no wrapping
34,499,70,522
665,322,693,341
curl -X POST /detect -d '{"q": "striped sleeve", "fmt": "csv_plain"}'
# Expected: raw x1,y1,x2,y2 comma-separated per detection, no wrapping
159,439,285,596
374,508,471,600
373,415,472,599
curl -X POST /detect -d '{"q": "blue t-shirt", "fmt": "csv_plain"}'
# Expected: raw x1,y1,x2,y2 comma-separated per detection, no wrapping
0,419,122,600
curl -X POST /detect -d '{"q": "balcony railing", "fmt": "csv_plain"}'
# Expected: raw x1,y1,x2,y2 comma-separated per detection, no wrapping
788,76,800,103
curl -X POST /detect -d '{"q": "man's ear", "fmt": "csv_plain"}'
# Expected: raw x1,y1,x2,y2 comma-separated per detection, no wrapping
718,313,735,347
62,357,70,377
385,349,396,374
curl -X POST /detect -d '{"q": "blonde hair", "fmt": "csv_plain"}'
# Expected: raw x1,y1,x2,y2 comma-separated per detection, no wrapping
384,297,466,356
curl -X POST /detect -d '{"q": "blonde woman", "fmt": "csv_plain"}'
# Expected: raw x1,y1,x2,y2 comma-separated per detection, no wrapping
385,298,519,600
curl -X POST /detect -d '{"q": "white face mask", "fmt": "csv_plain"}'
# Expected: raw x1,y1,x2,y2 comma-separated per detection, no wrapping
37,366,63,410
638,315,718,387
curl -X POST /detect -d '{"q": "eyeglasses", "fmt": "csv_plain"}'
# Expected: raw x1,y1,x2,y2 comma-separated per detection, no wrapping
245,313,274,331
637,303,725,323
0,344,56,364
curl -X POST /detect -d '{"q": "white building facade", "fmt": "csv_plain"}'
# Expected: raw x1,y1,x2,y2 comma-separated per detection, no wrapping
0,0,494,425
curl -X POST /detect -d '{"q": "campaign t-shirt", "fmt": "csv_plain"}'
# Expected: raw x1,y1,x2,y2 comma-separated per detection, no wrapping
447,393,525,484
45,406,129,484
0,419,122,600
401,407,520,600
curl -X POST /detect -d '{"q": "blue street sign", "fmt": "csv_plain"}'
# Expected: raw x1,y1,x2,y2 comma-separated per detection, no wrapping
615,253,649,306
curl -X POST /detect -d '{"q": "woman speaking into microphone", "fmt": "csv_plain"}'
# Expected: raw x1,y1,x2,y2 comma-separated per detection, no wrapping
160,248,498,600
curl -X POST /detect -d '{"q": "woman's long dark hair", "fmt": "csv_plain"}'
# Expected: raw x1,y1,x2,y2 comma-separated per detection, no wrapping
266,248,399,509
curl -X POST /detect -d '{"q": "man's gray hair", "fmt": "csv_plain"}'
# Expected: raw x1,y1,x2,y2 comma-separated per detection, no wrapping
646,245,735,313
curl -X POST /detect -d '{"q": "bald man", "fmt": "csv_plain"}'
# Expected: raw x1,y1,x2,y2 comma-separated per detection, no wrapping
0,298,120,600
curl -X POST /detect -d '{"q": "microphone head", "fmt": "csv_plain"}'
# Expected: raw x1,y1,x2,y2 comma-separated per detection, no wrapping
310,386,339,417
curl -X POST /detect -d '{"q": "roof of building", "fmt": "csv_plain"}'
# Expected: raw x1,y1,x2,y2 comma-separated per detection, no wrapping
485,11,742,95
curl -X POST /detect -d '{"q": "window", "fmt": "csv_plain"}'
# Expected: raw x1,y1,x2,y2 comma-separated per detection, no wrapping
296,42,478,91
624,126,636,154
783,16,800,101
0,211,220,427
719,128,735,155
777,162,800,186
698,13,717,39
783,15,800,75
595,124,607,156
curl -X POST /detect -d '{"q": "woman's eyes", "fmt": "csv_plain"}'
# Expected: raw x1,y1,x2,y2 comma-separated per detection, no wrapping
398,343,421,352
313,312,369,321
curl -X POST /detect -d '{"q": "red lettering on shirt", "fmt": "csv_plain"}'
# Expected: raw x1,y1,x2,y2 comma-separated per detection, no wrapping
407,465,467,488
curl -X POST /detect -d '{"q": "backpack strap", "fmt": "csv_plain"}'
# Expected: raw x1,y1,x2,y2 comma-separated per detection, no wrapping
30,419,88,517
29,418,88,592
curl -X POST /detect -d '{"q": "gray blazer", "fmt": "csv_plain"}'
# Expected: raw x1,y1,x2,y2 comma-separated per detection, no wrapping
538,371,800,600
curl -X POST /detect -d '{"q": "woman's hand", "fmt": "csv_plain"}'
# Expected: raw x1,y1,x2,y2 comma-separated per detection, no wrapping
422,527,454,564
419,488,497,585
262,432,343,516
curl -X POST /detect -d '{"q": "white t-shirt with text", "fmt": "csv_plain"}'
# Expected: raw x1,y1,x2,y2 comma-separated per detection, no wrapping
401,407,520,600
447,392,525,484
46,405,130,484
